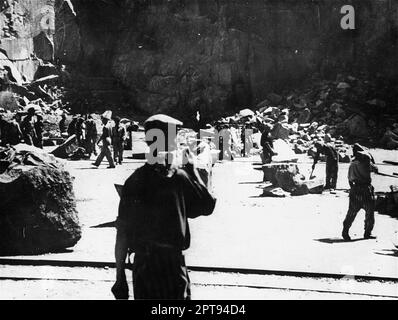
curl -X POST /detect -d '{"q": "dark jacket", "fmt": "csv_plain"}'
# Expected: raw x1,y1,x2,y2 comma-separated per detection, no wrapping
117,163,216,252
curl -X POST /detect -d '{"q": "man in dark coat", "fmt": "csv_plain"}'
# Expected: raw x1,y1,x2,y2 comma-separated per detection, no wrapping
312,142,339,189
112,116,127,165
21,107,38,146
260,124,276,164
93,115,115,168
59,114,67,135
0,115,22,146
112,114,216,300
85,115,98,157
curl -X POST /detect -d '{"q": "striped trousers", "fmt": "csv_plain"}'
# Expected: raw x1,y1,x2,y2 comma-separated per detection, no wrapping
343,184,375,235
132,250,191,300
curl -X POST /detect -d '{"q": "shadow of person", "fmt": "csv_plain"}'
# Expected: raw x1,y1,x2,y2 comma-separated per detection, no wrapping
375,249,398,257
315,237,368,244
91,221,116,229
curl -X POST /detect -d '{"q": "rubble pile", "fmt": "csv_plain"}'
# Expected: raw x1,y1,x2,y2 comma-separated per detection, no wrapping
256,74,398,151
211,74,398,160
0,144,81,255
261,163,324,197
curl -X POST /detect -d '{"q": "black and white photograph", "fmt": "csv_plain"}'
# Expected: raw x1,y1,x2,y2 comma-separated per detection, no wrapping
0,0,398,304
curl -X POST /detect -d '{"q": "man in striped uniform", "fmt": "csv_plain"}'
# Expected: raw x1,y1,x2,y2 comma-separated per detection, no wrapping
112,115,216,300
342,146,378,241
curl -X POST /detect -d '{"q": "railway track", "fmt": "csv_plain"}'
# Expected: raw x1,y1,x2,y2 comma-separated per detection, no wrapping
0,259,397,299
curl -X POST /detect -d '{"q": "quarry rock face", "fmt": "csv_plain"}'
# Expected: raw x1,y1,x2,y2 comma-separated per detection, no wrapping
0,147,81,255
68,0,398,123
2,0,398,122
0,0,57,81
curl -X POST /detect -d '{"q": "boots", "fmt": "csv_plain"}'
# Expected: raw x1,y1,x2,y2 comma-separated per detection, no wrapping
342,228,351,241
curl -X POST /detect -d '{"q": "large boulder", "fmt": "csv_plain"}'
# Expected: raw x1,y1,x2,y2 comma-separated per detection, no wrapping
262,163,299,185
275,166,305,193
0,147,81,255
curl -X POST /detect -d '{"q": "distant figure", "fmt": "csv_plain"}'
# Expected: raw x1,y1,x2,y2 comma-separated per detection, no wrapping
112,114,216,300
21,107,38,146
112,117,127,165
342,146,378,241
0,115,22,147
312,142,339,189
75,117,86,147
222,125,233,160
260,124,276,164
67,117,77,137
59,114,67,135
34,114,44,149
92,115,115,168
85,115,98,157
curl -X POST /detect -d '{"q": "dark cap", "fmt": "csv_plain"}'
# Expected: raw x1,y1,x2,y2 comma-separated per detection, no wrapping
144,114,183,132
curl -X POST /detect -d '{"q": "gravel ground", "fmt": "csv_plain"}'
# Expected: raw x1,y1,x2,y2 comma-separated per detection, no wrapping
0,149,397,299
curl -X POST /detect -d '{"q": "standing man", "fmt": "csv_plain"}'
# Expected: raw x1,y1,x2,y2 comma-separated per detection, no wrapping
9,117,23,146
21,107,38,146
59,114,67,135
312,142,339,189
92,114,115,169
85,115,98,158
342,146,378,240
260,124,276,164
75,117,86,147
34,114,44,149
0,115,23,146
67,116,77,137
112,116,127,165
112,114,216,300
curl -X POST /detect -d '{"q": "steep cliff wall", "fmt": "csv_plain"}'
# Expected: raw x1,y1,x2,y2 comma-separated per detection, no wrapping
2,0,398,123
65,0,398,123
0,0,57,81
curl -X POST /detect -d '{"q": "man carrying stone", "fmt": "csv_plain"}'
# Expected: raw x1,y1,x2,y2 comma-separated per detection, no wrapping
92,114,115,169
312,142,339,190
342,146,378,241
112,114,216,300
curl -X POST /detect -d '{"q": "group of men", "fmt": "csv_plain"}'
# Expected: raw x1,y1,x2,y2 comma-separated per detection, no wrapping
61,113,128,168
310,141,378,241
259,121,378,242
0,107,44,148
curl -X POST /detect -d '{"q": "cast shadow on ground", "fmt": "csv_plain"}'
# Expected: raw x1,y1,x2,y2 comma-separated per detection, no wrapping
0,248,74,257
91,221,116,228
239,181,265,185
315,237,368,244
74,167,113,170
375,249,398,257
